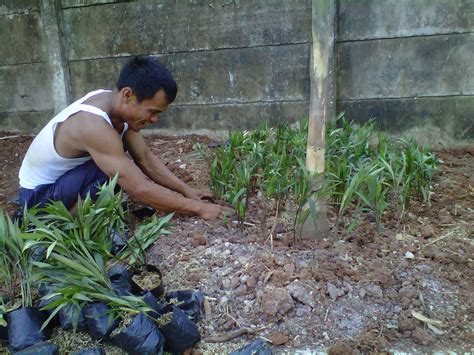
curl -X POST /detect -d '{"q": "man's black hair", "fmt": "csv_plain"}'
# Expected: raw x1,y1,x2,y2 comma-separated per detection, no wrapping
116,56,177,103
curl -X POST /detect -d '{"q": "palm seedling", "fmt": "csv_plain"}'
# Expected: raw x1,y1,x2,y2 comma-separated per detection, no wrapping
32,175,128,259
0,210,34,308
261,147,294,250
24,222,153,332
356,165,390,231
224,159,254,224
116,213,173,267
399,138,437,204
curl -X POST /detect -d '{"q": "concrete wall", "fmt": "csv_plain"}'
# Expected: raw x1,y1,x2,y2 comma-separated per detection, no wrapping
0,0,54,132
0,0,473,141
337,0,474,141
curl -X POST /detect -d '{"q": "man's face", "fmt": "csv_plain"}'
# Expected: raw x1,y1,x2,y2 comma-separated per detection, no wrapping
123,89,169,132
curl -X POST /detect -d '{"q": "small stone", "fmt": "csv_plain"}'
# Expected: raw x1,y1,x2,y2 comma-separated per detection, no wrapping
188,273,200,283
343,281,353,293
230,276,240,289
222,278,232,289
399,285,418,299
268,333,289,345
191,232,207,247
359,289,366,299
296,305,312,317
412,299,421,307
258,286,294,318
287,280,316,308
420,225,435,239
366,284,383,299
412,328,434,345
327,282,343,301
246,276,257,288
214,259,224,267
228,235,241,244
404,251,415,259
235,283,248,296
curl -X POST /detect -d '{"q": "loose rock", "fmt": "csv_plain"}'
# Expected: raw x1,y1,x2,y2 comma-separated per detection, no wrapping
258,287,294,318
327,283,344,301
287,280,316,308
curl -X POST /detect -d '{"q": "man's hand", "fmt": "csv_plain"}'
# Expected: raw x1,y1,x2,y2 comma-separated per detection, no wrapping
197,202,234,221
183,187,214,201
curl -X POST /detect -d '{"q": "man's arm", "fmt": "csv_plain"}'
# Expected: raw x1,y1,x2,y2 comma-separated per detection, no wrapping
123,130,192,196
78,117,224,219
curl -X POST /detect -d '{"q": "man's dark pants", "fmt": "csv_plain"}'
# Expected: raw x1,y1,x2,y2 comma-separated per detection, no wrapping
19,160,108,210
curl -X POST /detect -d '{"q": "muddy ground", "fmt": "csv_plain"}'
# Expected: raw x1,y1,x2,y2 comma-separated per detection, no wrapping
0,131,472,354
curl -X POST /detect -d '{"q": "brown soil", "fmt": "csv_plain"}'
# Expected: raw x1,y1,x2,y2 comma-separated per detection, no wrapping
0,131,473,353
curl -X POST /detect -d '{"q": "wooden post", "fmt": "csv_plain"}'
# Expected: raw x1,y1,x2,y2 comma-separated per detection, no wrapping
301,0,335,238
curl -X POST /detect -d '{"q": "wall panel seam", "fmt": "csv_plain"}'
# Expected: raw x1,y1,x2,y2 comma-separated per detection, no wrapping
338,94,474,102
0,11,40,17
337,31,474,44
62,2,120,10
171,99,309,108
0,109,53,115
67,41,312,62
0,61,48,69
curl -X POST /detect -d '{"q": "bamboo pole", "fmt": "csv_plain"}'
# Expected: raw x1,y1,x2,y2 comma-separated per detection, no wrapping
301,0,335,238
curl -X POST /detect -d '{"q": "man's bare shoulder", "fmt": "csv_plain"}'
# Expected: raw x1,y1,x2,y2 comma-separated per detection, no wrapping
59,111,123,154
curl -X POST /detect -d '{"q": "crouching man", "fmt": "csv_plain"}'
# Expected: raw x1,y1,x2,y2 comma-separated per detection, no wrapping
18,56,230,220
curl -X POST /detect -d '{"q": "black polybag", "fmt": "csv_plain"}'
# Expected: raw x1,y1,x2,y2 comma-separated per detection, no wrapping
112,313,165,355
131,206,156,219
38,286,87,331
141,291,166,319
108,264,142,296
0,294,9,342
0,300,8,342
83,302,119,340
158,306,200,354
110,229,130,255
59,303,88,331
36,283,61,329
29,245,46,262
15,341,59,355
229,339,274,355
7,307,49,352
165,290,205,322
71,347,105,355
0,324,7,343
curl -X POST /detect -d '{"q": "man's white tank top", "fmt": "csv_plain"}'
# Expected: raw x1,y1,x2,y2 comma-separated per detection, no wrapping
19,89,128,189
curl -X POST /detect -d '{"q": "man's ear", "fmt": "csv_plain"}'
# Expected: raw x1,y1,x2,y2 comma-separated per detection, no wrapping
120,87,135,103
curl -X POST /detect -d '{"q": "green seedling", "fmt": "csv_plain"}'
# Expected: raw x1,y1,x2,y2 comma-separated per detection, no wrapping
117,213,173,267
202,113,437,237
0,210,35,308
